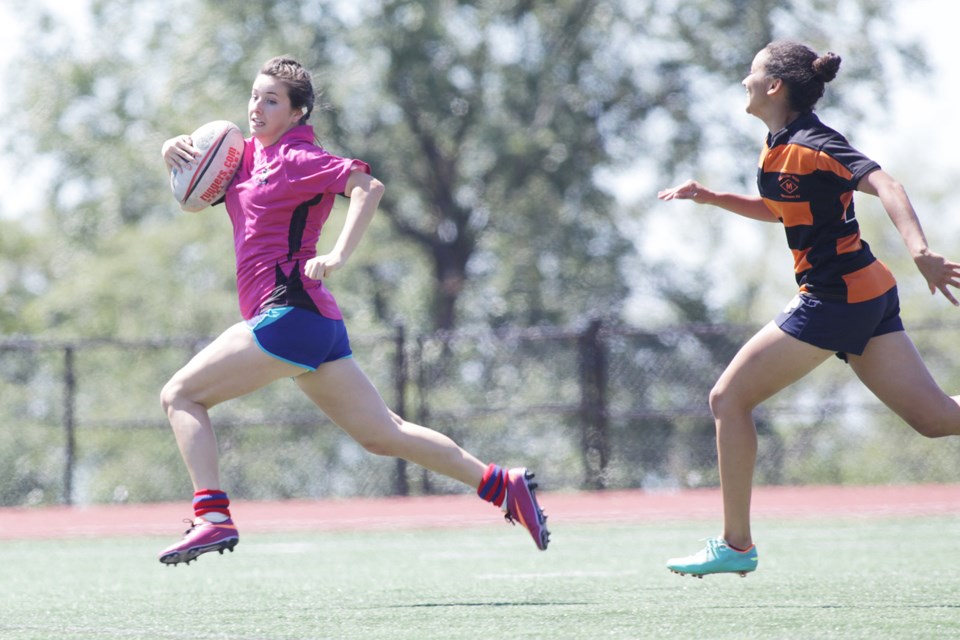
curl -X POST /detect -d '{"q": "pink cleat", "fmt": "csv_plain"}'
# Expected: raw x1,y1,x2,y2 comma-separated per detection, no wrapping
158,517,239,566
504,468,550,551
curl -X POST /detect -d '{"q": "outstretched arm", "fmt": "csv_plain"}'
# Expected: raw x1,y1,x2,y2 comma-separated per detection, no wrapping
858,168,960,306
657,179,779,222
304,170,385,280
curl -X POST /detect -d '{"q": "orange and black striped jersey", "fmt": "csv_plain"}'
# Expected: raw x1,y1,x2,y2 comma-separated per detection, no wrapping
758,113,896,303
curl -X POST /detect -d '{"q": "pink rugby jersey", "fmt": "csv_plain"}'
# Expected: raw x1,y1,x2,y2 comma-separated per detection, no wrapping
222,125,370,320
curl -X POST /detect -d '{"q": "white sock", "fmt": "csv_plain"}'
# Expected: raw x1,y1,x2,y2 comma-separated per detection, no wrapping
201,512,229,523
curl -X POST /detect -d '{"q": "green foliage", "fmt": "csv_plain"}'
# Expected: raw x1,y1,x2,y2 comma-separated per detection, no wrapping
23,210,238,338
4,0,920,337
325,0,643,328
1,1,940,508
0,220,52,334
5,321,960,506
0,420,63,506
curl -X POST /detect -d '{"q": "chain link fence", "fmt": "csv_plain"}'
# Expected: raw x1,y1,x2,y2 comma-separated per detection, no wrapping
2,320,959,507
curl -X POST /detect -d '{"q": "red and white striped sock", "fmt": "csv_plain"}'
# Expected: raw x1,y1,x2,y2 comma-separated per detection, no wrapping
476,463,508,508
193,489,231,523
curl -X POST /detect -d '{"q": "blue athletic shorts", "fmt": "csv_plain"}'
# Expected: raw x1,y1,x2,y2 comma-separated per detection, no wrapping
246,306,352,370
775,287,904,361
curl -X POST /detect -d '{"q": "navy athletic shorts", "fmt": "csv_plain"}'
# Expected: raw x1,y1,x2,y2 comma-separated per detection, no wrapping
246,306,352,370
775,287,904,361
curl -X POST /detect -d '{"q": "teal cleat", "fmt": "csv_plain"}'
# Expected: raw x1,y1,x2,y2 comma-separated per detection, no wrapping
666,537,758,578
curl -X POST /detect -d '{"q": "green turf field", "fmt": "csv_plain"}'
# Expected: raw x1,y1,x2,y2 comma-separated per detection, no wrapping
2,517,959,639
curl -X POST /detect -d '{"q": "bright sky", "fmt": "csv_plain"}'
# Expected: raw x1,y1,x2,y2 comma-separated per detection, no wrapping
0,2,956,225
620,1,960,323
858,1,957,195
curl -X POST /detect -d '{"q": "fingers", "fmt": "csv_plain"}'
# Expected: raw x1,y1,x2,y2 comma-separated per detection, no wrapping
914,251,960,305
305,255,343,280
926,265,960,306
304,260,325,280
657,180,699,201
163,136,199,171
657,185,684,200
173,138,199,167
930,280,960,306
937,270,960,306
939,284,959,306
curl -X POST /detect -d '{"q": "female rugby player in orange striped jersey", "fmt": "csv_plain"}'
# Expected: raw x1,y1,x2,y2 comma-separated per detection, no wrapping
657,41,960,578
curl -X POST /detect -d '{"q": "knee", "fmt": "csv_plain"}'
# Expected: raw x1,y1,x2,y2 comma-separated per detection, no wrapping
358,438,393,457
708,383,738,421
906,417,950,439
159,380,177,416
707,385,722,420
708,382,759,424
354,416,406,457
356,433,401,457
159,377,187,417
897,398,960,438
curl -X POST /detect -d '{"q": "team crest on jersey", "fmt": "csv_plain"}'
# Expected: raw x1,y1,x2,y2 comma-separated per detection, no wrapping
779,173,800,197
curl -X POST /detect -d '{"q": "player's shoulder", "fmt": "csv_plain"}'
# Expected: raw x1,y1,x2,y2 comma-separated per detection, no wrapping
279,133,333,165
788,113,851,152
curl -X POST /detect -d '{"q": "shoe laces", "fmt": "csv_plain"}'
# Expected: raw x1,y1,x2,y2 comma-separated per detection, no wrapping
180,518,199,536
501,485,515,524
502,496,517,525
693,537,728,560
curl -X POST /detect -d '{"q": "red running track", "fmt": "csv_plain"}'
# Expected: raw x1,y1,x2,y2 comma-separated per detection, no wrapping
0,484,958,540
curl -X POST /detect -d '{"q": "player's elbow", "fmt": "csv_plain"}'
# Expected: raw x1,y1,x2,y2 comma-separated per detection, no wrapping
361,178,385,211
347,175,385,203
368,177,385,199
860,169,907,200
889,179,909,201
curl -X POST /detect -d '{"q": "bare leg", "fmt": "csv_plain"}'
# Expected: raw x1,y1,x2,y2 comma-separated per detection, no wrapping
295,357,487,487
709,322,833,549
848,331,960,437
159,322,306,490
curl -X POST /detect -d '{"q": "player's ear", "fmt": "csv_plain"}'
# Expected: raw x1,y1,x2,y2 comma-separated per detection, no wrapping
767,77,784,96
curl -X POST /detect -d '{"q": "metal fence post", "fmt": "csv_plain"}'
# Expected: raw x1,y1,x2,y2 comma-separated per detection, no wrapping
63,345,77,505
578,319,609,489
413,334,434,494
392,323,409,496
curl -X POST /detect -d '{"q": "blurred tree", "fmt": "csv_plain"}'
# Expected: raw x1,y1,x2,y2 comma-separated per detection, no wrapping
0,0,933,499
0,220,50,333
326,0,641,330
625,0,926,325
3,0,921,337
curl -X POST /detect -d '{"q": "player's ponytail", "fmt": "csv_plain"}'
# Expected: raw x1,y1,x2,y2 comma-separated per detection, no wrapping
812,52,841,83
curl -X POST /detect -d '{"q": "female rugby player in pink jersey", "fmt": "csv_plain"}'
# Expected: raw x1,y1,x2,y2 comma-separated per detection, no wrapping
156,56,549,565
658,41,960,577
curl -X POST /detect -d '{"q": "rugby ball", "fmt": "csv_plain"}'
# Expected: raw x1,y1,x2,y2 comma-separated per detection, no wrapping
170,120,244,212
